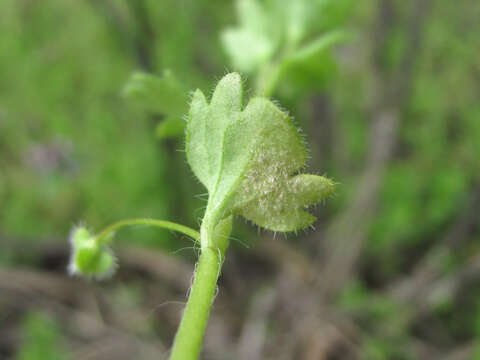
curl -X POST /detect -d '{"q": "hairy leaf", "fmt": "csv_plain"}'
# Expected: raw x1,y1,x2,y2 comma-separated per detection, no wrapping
186,73,335,232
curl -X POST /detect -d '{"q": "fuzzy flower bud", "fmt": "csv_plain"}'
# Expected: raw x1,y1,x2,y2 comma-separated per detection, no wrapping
68,226,116,279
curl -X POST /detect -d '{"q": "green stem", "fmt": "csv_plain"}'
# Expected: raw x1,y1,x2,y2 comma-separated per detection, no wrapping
255,62,282,97
95,218,200,244
169,246,221,360
169,216,232,360
255,41,298,97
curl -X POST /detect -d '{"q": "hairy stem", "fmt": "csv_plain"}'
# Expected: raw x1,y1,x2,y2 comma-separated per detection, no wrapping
169,216,232,360
169,246,221,360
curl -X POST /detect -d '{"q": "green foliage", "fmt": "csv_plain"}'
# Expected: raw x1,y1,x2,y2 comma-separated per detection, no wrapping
186,73,335,234
221,0,276,73
221,0,352,94
338,281,414,360
17,312,70,360
276,30,350,92
70,70,336,359
2,0,480,359
123,70,188,139
0,0,170,245
474,345,480,360
338,281,410,328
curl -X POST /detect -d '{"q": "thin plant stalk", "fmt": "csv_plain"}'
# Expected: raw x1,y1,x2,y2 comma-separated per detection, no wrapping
169,217,232,360
168,246,222,360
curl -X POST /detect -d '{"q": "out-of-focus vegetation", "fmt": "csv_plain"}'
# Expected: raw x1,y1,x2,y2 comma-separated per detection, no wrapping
0,0,479,359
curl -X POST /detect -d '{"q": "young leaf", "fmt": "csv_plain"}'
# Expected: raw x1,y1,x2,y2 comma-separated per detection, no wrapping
186,73,335,234
222,0,350,96
276,30,351,93
186,73,244,193
221,0,280,73
123,70,188,138
281,30,350,69
229,98,335,231
271,0,310,47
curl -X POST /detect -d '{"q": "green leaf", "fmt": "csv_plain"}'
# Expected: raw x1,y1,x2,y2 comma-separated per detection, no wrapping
230,99,335,231
277,30,351,92
270,0,310,47
186,73,335,233
186,73,244,193
221,0,350,76
123,70,188,138
221,0,279,73
281,30,350,68
155,117,186,139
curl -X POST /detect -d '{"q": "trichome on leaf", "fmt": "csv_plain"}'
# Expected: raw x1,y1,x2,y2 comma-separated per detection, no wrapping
186,72,335,237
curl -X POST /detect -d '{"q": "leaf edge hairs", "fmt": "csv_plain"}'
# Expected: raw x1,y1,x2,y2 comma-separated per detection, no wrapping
68,73,336,360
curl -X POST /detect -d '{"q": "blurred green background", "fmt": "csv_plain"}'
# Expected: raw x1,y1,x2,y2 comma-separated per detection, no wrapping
1,0,479,359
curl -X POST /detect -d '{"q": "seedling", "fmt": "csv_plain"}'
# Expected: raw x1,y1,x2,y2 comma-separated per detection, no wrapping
68,72,335,359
